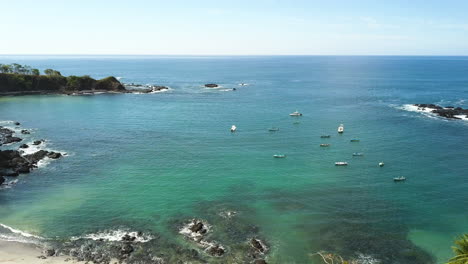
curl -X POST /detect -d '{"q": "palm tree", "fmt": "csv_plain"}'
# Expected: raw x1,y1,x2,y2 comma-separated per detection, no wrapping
447,234,468,264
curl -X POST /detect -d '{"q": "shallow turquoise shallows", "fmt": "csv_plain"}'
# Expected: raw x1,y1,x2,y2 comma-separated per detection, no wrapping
0,56,467,263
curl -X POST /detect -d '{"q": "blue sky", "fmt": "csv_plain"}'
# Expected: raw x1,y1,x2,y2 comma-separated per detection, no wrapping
1,0,468,55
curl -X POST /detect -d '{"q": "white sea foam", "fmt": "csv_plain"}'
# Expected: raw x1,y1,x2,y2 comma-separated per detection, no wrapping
0,179,19,189
72,229,153,243
354,253,381,264
0,223,44,245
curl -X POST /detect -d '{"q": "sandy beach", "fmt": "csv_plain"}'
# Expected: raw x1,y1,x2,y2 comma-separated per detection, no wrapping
0,241,83,264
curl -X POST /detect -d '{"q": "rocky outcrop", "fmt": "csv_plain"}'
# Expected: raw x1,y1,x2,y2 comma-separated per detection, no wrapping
414,104,468,119
0,176,4,185
0,149,63,177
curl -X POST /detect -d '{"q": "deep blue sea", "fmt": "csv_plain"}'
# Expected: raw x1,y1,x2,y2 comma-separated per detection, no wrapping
0,56,467,263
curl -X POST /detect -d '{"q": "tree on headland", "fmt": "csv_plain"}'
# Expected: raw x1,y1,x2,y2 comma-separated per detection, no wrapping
0,63,42,75
31,68,40,75
447,234,468,264
44,68,62,76
0,64,12,73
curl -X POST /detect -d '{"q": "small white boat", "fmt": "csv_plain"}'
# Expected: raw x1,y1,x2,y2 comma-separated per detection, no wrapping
239,83,248,86
230,125,237,132
393,176,406,182
268,127,279,132
338,124,344,133
320,135,331,138
379,162,385,167
273,154,286,158
335,162,348,166
289,110,302,116
320,144,330,147
352,152,364,156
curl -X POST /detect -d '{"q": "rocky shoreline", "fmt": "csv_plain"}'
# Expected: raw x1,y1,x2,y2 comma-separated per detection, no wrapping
0,122,64,184
413,104,468,120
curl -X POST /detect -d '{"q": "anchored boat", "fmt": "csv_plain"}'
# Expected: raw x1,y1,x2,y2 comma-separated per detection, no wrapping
320,135,331,138
379,162,385,167
338,124,344,133
350,139,360,142
393,176,406,182
268,127,279,132
230,125,237,132
289,110,303,116
352,152,363,156
335,162,348,166
320,144,330,147
273,154,286,158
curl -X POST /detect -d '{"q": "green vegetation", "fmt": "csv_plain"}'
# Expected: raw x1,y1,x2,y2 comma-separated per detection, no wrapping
44,68,62,76
447,234,468,264
0,63,40,75
0,63,125,94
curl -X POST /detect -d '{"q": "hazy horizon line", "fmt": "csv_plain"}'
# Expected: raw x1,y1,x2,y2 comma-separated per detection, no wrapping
1,54,468,57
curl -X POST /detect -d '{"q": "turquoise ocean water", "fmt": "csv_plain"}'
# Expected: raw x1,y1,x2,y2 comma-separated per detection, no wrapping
0,56,467,263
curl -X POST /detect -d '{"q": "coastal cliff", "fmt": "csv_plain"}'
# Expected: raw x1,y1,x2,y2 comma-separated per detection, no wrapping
0,73,126,95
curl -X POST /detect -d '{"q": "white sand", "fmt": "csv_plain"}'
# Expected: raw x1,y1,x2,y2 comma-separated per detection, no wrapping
0,241,83,264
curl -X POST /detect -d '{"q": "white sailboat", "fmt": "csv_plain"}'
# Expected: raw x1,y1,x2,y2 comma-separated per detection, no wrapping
230,125,237,132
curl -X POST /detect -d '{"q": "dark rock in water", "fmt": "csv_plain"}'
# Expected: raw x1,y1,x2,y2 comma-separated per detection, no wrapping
24,150,50,164
120,243,134,256
0,176,4,185
14,122,20,126
206,245,225,256
0,150,30,175
233,88,237,91
414,104,468,120
190,221,204,233
1,170,19,176
122,234,136,242
33,140,44,145
21,129,30,134
254,260,268,264
19,144,29,149
47,152,62,159
204,83,219,88
44,248,55,256
250,238,266,253
17,165,31,174
3,136,22,144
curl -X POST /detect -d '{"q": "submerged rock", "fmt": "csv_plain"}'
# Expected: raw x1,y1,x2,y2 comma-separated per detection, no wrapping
19,144,29,149
250,238,267,253
206,244,225,256
21,129,30,134
3,136,22,145
190,221,205,233
0,176,4,185
47,152,62,159
14,122,20,126
33,140,44,145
